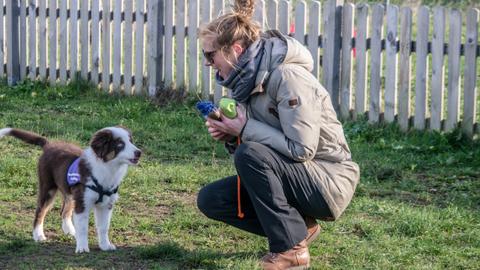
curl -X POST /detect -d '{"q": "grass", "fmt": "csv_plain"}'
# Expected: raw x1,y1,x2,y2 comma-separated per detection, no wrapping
0,80,479,269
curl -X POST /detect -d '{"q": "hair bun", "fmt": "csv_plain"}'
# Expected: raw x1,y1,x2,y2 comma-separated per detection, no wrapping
233,0,255,19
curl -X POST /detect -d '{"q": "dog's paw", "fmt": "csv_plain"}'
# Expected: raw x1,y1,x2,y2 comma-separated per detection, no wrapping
75,245,90,253
99,242,116,251
32,231,47,242
62,221,76,236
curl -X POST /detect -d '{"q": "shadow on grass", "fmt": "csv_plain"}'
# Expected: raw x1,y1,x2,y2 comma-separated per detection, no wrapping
0,235,145,269
137,241,257,269
0,235,254,269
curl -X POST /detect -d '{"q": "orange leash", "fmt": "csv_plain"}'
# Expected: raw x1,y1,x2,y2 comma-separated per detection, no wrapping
236,136,245,219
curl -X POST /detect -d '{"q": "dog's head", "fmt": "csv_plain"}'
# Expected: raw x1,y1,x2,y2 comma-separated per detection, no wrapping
90,126,142,165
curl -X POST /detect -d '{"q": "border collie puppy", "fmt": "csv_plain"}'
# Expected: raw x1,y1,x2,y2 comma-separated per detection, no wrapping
0,126,141,253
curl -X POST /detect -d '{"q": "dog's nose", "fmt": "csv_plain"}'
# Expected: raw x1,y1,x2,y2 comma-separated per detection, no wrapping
134,150,142,158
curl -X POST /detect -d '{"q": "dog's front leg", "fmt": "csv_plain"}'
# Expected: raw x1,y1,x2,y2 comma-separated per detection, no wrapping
94,204,116,251
73,210,90,253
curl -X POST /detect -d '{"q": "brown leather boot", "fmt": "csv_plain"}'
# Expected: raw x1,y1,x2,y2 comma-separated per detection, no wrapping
305,216,321,246
261,240,310,270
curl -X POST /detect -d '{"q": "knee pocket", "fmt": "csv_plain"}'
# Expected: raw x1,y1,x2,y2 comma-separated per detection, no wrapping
234,142,267,169
196,186,211,216
197,185,226,219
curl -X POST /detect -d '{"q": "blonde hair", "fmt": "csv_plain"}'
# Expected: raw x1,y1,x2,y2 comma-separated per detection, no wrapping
200,0,261,62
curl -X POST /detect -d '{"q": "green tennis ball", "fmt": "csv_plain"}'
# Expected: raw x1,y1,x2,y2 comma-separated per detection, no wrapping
219,97,237,119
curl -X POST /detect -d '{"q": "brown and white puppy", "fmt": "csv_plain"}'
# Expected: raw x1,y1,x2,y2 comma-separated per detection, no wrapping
0,127,141,253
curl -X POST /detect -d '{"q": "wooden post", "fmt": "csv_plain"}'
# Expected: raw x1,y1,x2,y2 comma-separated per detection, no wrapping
414,6,429,130
446,9,462,131
91,0,100,86
147,0,164,96
278,0,290,35
398,7,412,131
430,6,445,131
267,0,278,30
340,3,354,120
80,0,89,81
176,0,187,91
164,0,174,88
134,0,146,95
6,0,20,85
462,8,479,137
201,0,212,99
334,0,344,109
70,0,78,81
19,0,26,80
101,0,110,91
188,0,199,93
369,4,384,124
124,0,133,94
49,0,57,85
354,4,369,118
112,0,122,92
28,0,36,80
384,4,398,123
60,0,69,84
253,0,265,29
323,0,344,112
294,1,306,44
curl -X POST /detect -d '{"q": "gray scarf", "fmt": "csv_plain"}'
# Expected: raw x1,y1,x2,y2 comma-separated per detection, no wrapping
216,39,265,103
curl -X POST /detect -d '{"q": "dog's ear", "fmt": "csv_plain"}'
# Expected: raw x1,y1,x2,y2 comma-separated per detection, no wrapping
90,129,114,162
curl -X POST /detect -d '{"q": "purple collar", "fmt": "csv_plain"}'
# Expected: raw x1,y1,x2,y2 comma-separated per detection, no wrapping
67,158,81,186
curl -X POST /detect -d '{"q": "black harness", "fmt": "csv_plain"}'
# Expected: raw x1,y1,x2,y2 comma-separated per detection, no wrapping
86,176,119,204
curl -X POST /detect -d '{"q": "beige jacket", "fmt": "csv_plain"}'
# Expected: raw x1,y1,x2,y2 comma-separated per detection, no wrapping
240,31,360,220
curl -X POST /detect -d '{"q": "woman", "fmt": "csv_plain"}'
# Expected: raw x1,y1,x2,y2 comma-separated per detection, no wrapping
196,1,360,269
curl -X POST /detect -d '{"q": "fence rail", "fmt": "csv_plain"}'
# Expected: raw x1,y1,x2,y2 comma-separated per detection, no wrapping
1,0,479,137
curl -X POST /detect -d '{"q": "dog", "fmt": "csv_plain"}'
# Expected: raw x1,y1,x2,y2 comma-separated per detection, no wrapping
0,126,141,253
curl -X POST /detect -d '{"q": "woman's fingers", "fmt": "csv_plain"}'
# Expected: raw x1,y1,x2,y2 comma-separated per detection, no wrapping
208,118,226,132
208,125,228,141
206,107,247,137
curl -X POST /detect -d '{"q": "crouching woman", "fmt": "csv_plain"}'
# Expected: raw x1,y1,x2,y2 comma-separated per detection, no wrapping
197,1,360,269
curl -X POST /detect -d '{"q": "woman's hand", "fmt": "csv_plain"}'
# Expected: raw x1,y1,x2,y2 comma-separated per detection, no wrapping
205,104,247,140
205,121,232,141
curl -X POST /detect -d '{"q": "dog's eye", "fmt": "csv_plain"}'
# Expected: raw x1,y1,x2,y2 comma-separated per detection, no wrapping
116,142,125,149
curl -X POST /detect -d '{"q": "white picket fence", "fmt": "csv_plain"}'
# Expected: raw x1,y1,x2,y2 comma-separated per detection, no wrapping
1,0,479,136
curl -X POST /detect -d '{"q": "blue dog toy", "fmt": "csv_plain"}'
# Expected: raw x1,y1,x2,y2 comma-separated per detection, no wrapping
196,101,221,120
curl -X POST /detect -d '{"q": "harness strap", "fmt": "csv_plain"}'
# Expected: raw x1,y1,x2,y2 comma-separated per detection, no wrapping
86,176,119,204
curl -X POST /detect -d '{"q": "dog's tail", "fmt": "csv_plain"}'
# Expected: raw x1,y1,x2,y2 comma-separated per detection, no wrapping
0,128,48,148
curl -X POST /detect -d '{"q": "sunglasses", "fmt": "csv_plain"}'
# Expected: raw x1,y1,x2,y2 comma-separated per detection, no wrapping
202,49,217,64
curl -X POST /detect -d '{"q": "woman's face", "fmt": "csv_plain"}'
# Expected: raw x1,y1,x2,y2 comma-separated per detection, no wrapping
201,37,240,80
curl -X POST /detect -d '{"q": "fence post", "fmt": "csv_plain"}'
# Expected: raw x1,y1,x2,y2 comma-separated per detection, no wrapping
462,9,479,137
323,0,343,112
147,0,164,96
340,3,354,120
398,7,412,131
187,0,199,94
6,0,20,86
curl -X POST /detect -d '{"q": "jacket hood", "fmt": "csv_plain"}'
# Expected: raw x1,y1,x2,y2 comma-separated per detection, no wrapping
253,30,314,92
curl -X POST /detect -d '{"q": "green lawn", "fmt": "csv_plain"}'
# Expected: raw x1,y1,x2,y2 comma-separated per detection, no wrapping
0,80,479,269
